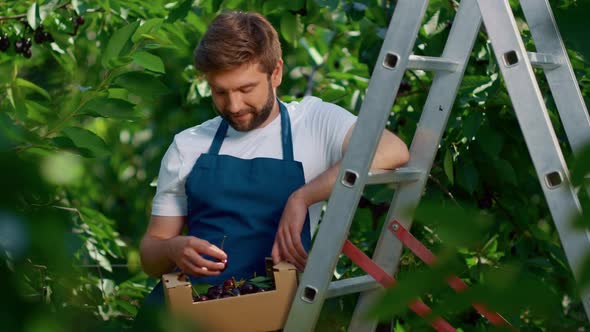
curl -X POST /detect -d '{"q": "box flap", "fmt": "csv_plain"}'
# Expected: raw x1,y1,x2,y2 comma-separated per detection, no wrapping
273,261,297,271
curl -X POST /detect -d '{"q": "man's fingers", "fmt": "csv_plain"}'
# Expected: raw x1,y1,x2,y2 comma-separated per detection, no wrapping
281,228,306,270
283,226,306,269
181,258,220,277
195,240,227,261
194,253,226,271
278,231,297,266
184,246,225,271
271,242,281,265
289,229,308,261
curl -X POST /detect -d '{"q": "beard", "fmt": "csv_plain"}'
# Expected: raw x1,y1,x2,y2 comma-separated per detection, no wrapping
218,81,275,132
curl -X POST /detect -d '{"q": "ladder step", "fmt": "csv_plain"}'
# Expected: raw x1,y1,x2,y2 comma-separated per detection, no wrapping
406,52,559,72
326,275,381,298
527,51,560,70
407,55,460,72
367,167,424,185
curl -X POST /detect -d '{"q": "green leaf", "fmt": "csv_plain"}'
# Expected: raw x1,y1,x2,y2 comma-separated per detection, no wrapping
192,283,212,296
101,21,140,68
106,56,133,69
114,72,169,99
287,0,305,10
132,18,164,43
116,300,138,316
262,0,285,15
166,0,193,23
80,97,139,120
317,85,347,103
571,143,590,187
444,149,454,185
495,159,517,186
457,162,479,194
61,127,109,158
478,125,503,159
280,13,298,44
27,2,40,30
132,51,165,73
463,111,483,140
15,78,50,100
315,0,339,10
414,200,492,248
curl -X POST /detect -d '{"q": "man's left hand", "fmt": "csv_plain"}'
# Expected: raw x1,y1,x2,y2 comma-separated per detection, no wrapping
271,192,308,271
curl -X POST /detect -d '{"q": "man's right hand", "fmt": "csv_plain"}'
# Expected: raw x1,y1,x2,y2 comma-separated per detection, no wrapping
168,236,228,277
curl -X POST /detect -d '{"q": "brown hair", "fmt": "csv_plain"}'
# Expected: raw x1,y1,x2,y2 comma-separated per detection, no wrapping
193,11,282,75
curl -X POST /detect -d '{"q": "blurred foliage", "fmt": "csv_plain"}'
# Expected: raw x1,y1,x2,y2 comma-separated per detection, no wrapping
0,0,589,331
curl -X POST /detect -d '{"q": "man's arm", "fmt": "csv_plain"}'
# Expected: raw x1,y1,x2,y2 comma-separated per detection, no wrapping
271,126,410,270
140,215,227,277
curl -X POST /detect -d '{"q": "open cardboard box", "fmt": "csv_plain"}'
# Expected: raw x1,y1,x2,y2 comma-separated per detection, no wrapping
162,261,297,331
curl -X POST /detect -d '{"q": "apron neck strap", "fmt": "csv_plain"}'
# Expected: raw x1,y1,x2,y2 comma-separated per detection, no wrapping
207,99,294,161
208,120,228,155
279,101,294,161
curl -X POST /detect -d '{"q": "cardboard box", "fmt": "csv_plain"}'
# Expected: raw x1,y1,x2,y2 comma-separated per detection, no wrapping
162,262,297,331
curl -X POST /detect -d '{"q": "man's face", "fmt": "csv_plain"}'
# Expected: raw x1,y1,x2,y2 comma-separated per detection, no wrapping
206,61,283,132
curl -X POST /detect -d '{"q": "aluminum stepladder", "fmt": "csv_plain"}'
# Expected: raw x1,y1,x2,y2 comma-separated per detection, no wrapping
283,0,590,331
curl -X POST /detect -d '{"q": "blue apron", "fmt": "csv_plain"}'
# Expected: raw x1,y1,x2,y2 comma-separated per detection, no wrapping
136,101,311,318
184,100,311,285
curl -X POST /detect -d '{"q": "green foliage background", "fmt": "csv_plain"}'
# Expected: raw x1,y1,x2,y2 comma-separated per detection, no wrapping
1,0,590,331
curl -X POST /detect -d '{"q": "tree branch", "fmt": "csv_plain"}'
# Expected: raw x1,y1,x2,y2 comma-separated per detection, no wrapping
428,173,460,207
0,1,71,21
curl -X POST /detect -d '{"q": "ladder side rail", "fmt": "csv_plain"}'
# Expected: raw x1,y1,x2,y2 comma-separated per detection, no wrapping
520,0,590,156
477,0,590,321
283,1,431,330
349,0,483,330
520,0,590,199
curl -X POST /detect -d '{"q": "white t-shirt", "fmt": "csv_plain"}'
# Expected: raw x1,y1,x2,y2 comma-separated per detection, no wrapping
151,96,357,236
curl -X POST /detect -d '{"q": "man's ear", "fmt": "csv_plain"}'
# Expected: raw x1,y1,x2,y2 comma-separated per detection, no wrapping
271,59,283,88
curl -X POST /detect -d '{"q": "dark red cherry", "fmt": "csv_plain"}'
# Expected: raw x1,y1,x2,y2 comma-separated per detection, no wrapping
76,15,85,26
239,283,256,294
223,279,234,289
219,258,227,272
0,34,9,52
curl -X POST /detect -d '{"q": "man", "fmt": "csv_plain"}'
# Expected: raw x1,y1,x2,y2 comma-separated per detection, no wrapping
139,11,409,301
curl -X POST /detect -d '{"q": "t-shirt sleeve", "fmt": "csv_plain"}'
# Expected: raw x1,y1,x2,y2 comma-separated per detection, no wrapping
307,99,357,166
151,139,188,216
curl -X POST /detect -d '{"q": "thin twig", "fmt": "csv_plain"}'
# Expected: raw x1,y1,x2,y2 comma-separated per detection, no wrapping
428,174,460,206
92,245,107,300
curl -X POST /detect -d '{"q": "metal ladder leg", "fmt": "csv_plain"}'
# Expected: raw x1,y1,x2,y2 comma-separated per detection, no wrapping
349,0,483,330
477,0,590,322
283,1,430,331
520,0,590,198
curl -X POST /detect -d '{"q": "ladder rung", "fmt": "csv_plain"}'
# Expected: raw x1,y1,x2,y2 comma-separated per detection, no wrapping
527,51,560,70
326,275,381,298
407,55,460,72
367,167,424,185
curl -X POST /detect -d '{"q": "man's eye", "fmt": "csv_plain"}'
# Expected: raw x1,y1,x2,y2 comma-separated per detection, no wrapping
214,90,226,95
241,87,253,93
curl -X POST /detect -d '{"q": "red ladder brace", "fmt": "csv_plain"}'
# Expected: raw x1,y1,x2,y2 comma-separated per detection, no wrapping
386,220,516,330
341,220,516,331
342,240,457,332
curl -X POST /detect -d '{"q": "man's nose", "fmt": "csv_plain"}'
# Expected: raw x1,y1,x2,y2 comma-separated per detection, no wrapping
226,92,243,113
